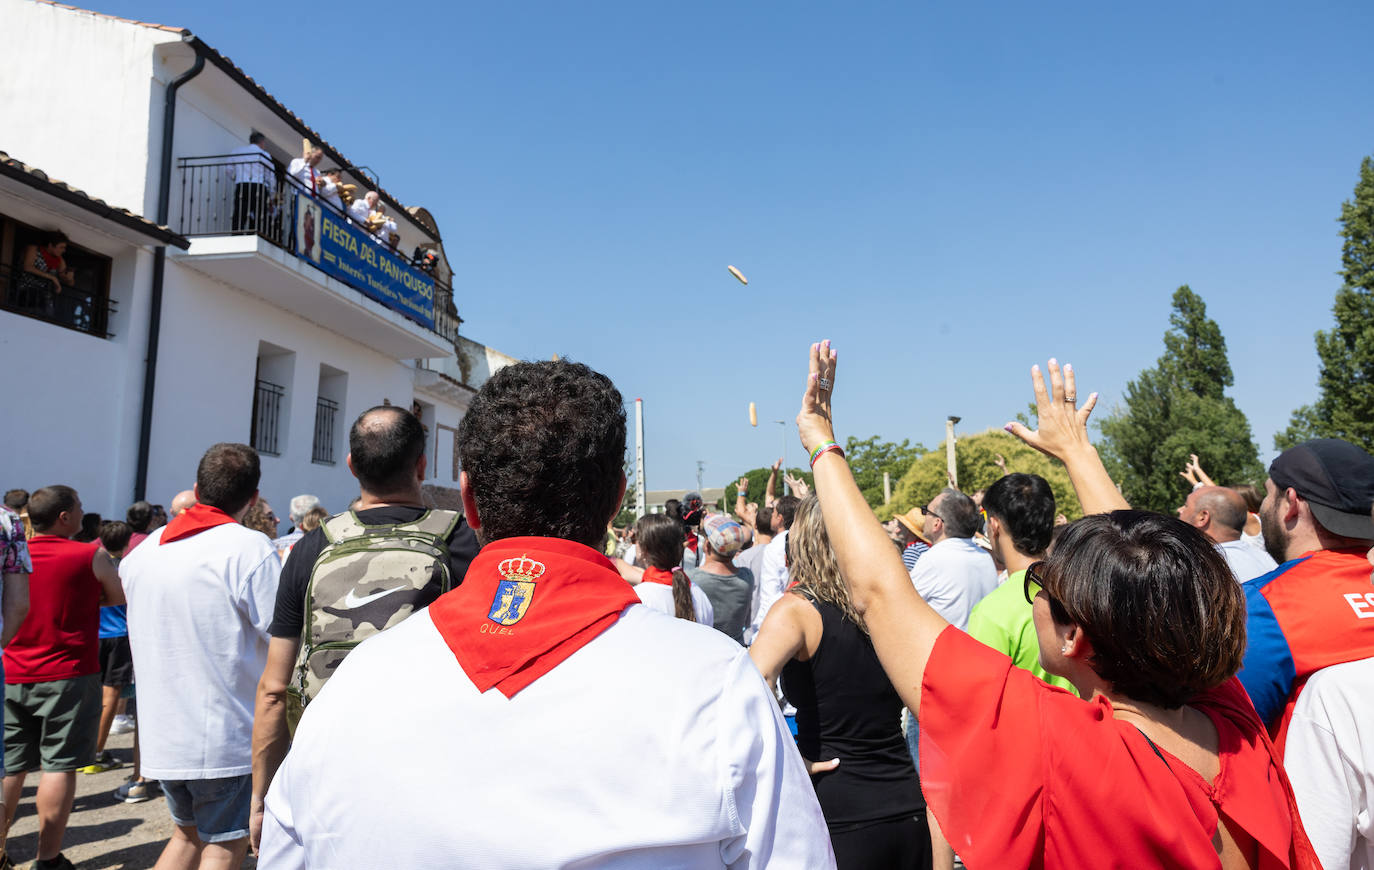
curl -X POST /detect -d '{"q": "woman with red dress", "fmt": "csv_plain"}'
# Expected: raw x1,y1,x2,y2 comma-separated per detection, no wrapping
795,342,1319,870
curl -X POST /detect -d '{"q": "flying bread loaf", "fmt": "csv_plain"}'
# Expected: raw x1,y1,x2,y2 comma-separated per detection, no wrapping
727,265,748,285
749,402,757,427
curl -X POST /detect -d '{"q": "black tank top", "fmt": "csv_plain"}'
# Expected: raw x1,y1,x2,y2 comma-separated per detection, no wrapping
780,596,925,832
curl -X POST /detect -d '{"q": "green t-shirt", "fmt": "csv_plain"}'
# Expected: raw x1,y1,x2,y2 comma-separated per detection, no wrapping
966,569,1075,691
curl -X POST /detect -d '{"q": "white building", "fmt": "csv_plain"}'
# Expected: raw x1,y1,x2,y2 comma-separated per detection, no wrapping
0,0,514,519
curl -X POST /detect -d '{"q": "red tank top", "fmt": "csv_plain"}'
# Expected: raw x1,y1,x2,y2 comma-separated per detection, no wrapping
3,536,102,683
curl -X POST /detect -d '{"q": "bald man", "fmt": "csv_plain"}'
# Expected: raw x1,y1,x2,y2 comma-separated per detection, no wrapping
1178,485,1277,582
169,490,196,518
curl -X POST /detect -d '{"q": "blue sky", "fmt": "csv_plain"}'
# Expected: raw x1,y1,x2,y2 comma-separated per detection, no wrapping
107,0,1374,490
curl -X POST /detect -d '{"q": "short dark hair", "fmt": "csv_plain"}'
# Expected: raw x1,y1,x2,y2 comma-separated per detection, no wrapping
249,132,267,146
98,520,133,554
43,230,69,248
773,495,800,530
458,359,626,548
349,406,426,494
195,443,260,515
755,505,774,535
937,488,980,538
28,485,78,531
983,474,1055,556
74,512,102,542
2,489,27,511
1042,511,1246,709
126,500,153,533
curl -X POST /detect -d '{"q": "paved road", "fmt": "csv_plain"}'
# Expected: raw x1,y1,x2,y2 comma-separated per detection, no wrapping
5,732,257,869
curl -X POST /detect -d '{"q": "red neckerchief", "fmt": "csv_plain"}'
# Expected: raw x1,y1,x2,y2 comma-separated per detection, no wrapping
429,536,640,699
160,503,236,544
641,566,677,586
684,532,699,555
40,249,62,270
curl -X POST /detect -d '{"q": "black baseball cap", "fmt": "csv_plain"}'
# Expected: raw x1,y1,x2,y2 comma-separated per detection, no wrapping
1269,438,1374,540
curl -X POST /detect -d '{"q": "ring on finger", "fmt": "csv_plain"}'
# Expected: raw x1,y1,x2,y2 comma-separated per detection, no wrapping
1064,395,1077,404
818,377,832,390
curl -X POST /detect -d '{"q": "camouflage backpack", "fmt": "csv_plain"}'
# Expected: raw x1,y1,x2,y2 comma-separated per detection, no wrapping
289,508,462,714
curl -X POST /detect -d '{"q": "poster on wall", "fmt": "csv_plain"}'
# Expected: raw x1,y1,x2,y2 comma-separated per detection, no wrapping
294,193,436,330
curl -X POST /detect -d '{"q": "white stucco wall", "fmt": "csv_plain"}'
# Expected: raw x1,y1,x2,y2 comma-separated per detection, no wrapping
0,193,156,514
0,0,173,215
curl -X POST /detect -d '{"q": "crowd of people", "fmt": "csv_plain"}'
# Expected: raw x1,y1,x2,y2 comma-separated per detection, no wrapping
225,134,405,253
1,346,1371,869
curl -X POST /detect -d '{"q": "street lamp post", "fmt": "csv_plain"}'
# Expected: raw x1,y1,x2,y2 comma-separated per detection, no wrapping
945,415,961,490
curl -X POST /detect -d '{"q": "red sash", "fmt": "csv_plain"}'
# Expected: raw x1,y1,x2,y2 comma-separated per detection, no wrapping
160,503,236,544
39,249,62,270
429,537,639,699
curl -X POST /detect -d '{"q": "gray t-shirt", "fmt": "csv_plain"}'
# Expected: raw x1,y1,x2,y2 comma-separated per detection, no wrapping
687,566,755,645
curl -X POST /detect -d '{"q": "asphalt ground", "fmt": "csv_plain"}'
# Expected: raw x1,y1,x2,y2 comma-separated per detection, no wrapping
5,731,257,869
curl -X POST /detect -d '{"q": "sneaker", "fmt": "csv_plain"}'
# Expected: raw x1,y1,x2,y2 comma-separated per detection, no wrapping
109,714,135,735
78,751,122,774
114,778,159,804
30,854,75,870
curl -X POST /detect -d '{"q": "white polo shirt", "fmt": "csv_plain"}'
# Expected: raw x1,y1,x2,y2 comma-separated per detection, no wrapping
909,535,999,630
119,523,281,780
747,530,790,642
261,604,834,868
1216,538,1278,584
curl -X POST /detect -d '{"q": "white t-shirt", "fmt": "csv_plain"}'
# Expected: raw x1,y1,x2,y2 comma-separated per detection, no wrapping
909,536,999,630
348,198,371,224
635,578,714,625
261,605,834,868
748,531,790,642
734,541,769,644
226,144,275,188
1216,538,1277,584
119,523,281,780
1285,657,1374,870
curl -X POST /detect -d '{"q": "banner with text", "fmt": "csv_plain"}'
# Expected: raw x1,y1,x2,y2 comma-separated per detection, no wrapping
295,193,435,330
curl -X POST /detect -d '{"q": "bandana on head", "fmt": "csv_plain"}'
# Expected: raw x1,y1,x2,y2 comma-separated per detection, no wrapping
429,537,639,699
160,503,237,544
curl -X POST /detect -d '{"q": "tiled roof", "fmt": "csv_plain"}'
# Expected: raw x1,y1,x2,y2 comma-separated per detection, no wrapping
31,0,441,243
0,150,190,248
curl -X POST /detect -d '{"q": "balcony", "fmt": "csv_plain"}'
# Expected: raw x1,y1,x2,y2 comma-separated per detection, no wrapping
172,155,459,360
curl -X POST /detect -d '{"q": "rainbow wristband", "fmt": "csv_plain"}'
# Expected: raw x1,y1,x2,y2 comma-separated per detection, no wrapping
809,440,844,467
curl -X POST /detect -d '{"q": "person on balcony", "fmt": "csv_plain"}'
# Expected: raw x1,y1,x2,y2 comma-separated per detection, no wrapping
286,147,323,195
347,190,377,228
17,231,75,314
226,133,276,233
317,168,345,213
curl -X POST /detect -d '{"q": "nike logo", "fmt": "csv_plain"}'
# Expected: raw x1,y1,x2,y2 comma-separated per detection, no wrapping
343,586,408,608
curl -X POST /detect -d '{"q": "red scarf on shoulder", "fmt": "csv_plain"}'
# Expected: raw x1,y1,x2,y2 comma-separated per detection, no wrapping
160,503,236,544
429,537,639,699
641,566,678,586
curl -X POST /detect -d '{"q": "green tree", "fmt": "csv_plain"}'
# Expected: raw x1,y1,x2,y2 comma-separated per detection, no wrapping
884,430,1082,521
844,435,925,508
1097,286,1265,512
1277,156,1374,452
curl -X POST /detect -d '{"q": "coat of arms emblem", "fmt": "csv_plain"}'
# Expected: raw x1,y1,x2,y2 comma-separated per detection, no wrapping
487,555,545,626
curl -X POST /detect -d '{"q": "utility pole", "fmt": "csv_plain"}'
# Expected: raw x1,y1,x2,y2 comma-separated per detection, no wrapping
883,471,891,505
634,399,646,517
696,460,705,495
774,420,789,495
945,416,961,490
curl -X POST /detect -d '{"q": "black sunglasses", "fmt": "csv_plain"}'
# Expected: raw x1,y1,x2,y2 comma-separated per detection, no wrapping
1023,560,1050,605
918,503,946,525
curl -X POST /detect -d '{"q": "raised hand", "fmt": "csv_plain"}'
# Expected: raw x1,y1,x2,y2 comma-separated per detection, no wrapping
771,458,783,473
797,340,837,456
1004,359,1098,462
1004,359,1128,514
784,474,811,498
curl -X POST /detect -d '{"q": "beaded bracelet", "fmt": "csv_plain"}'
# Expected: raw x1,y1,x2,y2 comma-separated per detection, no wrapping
809,440,845,467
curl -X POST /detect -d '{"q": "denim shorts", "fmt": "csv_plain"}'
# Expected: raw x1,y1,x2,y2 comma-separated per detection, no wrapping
162,774,252,843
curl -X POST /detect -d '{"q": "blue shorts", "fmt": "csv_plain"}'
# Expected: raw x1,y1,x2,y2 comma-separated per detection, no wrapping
162,774,251,843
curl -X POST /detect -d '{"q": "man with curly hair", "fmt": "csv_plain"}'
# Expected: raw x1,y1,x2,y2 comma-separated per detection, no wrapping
261,359,833,868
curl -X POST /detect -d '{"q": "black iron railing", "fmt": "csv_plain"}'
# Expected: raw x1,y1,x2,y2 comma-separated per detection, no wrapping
0,262,115,338
176,155,459,345
312,396,338,465
251,379,286,457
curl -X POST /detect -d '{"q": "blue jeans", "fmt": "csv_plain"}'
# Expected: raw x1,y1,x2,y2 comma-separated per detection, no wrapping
162,774,252,843
904,708,920,775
